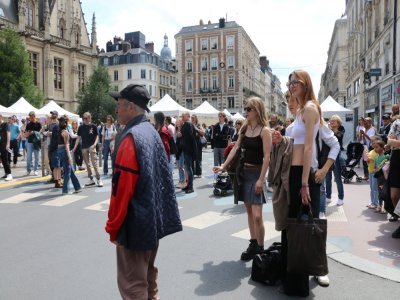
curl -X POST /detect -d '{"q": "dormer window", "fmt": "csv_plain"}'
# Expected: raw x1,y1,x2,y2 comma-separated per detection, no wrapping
59,19,66,39
26,1,34,27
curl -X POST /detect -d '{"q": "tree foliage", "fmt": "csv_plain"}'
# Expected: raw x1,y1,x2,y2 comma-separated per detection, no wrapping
0,28,44,107
77,66,116,123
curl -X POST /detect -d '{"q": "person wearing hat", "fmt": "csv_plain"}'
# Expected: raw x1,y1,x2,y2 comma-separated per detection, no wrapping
379,113,392,143
25,111,42,176
105,84,182,299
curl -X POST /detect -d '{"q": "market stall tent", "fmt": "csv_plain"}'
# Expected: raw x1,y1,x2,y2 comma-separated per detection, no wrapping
320,95,354,147
0,104,12,117
191,101,219,117
232,112,245,121
7,97,40,118
148,94,189,117
38,100,79,119
223,109,232,118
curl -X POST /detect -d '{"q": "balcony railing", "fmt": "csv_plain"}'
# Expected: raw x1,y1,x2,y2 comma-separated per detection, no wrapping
199,88,220,94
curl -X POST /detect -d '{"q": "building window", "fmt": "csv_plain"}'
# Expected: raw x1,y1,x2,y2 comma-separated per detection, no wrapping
149,70,152,80
141,69,146,79
201,39,208,50
212,75,218,90
103,57,109,66
202,98,208,102
202,77,208,90
186,60,192,72
54,58,63,90
127,69,132,79
211,37,218,49
228,75,234,89
59,19,66,39
211,97,217,108
354,78,360,95
78,64,86,90
228,97,235,108
211,57,218,70
185,40,193,52
186,99,193,109
113,56,119,65
26,1,34,27
28,52,38,86
227,55,235,68
201,57,208,71
114,70,118,81
347,86,352,99
186,78,193,92
227,36,234,49
149,85,152,96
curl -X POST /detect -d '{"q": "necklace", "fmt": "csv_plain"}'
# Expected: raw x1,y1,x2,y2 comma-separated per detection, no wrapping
249,123,258,135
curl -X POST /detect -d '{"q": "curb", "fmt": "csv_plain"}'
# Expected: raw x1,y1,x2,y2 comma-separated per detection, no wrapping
326,242,400,282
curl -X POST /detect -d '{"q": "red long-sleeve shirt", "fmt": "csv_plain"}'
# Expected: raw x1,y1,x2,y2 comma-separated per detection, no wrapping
105,135,139,242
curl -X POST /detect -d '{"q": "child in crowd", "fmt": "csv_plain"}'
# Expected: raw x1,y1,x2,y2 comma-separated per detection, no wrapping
373,140,390,213
366,136,381,209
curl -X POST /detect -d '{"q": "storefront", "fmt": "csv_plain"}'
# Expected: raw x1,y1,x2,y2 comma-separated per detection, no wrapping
395,78,400,104
365,86,379,127
381,84,393,114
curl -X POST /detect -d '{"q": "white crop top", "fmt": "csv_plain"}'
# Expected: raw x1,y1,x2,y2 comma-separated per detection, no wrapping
291,114,319,145
285,123,294,137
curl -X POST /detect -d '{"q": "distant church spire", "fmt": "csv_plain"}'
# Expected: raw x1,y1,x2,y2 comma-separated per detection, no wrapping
91,13,97,53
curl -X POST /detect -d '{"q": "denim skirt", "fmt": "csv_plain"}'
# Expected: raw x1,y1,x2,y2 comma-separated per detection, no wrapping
240,166,266,204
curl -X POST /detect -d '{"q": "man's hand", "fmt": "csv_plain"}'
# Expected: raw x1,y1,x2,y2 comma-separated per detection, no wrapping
315,169,327,184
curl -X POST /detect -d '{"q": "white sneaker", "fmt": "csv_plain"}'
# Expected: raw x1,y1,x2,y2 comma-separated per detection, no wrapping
267,186,273,193
326,198,332,204
33,171,38,176
319,212,326,219
5,174,13,181
315,275,330,287
97,179,103,187
337,199,344,206
85,179,96,186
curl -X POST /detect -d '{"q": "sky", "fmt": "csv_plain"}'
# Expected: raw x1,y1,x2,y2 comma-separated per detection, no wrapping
81,0,346,95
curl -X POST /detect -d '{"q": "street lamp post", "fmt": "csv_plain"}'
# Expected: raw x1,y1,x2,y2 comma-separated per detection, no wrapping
219,62,225,110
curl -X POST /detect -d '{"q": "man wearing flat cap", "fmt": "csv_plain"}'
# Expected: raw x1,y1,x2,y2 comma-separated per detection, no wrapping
379,113,392,143
105,84,182,300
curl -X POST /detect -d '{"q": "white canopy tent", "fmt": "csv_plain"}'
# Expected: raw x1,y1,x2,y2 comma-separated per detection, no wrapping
320,95,354,147
232,112,245,121
223,109,232,118
7,97,40,118
38,100,79,119
149,94,189,117
191,100,219,117
0,104,13,117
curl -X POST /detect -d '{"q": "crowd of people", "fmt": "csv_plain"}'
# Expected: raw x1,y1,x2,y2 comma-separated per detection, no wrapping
1,75,400,298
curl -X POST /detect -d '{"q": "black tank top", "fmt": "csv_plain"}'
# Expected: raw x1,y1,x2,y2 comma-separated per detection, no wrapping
242,128,263,165
58,129,66,145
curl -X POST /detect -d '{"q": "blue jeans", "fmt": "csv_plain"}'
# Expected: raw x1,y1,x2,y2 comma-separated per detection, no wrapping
177,154,185,182
325,154,344,200
103,139,111,175
320,180,327,214
58,147,81,193
213,147,225,166
26,142,39,173
369,172,379,206
184,153,193,189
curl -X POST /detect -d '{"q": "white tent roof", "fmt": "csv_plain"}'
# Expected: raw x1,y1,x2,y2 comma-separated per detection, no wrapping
149,94,189,116
191,100,219,116
0,104,13,117
38,100,79,119
320,96,352,114
223,109,232,118
232,112,245,120
7,97,40,116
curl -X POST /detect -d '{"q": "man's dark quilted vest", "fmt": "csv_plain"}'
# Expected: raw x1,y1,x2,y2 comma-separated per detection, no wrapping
115,115,182,251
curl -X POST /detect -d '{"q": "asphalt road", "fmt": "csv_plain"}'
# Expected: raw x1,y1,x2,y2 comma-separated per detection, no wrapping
0,150,399,299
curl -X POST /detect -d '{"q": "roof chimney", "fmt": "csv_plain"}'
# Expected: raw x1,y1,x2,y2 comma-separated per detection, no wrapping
145,42,154,53
199,19,204,25
219,18,225,28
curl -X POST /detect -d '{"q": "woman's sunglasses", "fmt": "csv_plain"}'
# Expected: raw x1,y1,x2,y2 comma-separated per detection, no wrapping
243,107,254,112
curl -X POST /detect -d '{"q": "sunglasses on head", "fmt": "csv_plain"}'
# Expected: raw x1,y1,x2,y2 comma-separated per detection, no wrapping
243,107,254,112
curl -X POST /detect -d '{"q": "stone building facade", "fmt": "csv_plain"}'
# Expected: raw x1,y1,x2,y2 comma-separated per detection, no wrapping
0,0,98,111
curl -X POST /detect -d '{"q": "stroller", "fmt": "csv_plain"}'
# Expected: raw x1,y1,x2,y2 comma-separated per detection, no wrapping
213,172,233,196
341,142,364,183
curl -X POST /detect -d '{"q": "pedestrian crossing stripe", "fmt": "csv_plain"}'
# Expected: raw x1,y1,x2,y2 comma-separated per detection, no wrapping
0,192,46,204
182,211,236,229
231,221,281,241
41,195,87,207
84,200,110,212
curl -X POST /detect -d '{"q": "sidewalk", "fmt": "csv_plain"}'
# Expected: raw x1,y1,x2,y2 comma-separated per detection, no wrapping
324,166,400,282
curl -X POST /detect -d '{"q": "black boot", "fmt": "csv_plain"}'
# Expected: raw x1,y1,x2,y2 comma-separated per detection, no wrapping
240,239,262,261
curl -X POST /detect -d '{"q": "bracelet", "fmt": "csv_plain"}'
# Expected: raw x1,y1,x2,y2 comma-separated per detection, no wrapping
302,184,309,187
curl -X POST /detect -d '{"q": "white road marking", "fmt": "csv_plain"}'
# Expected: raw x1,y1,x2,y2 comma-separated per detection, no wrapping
182,211,236,229
84,200,110,212
0,193,46,204
41,195,87,207
231,221,281,241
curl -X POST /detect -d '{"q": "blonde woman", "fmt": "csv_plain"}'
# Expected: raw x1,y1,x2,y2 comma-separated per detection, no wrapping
213,97,272,260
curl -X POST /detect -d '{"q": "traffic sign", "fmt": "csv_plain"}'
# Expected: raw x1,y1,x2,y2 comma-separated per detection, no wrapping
369,68,381,76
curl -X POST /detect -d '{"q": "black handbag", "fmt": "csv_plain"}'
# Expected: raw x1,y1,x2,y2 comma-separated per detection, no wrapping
286,206,328,276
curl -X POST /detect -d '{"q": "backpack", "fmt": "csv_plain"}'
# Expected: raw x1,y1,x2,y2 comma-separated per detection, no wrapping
251,242,283,285
316,131,334,171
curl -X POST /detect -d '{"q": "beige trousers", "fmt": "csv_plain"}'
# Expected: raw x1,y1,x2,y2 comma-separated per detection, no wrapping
81,147,100,179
